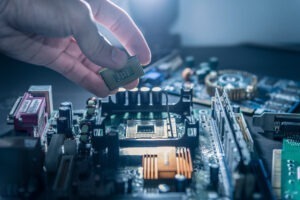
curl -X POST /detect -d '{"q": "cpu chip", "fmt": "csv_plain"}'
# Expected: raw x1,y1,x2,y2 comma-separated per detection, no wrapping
99,56,144,90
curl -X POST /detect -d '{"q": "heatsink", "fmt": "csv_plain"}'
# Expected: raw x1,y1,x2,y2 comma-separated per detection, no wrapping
142,147,193,180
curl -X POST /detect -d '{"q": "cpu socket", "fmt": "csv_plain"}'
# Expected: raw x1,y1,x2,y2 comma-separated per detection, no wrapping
126,118,177,139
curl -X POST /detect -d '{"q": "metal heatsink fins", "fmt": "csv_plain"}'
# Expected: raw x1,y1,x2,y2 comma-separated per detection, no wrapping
142,147,193,180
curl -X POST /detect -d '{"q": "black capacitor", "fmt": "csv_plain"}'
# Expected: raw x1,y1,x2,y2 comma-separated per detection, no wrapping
199,62,210,70
185,56,195,67
57,116,72,137
60,102,73,123
152,87,163,105
175,174,187,192
116,88,126,105
209,57,219,70
196,69,208,84
232,105,241,113
128,88,138,105
58,106,72,135
209,163,219,191
140,87,150,105
59,105,72,124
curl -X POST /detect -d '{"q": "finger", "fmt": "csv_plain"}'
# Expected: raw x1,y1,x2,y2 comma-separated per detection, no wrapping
48,52,111,97
123,79,139,90
15,36,112,97
87,0,151,65
69,1,128,69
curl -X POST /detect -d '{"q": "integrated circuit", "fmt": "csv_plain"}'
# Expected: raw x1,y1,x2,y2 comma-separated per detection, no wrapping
99,56,144,90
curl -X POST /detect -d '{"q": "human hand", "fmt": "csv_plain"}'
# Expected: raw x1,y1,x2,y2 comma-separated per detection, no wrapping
0,0,151,97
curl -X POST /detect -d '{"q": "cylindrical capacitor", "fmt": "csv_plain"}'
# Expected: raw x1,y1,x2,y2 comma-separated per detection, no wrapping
232,105,241,113
209,163,219,191
58,106,72,134
185,56,195,67
152,87,163,105
175,174,187,192
60,102,73,123
209,57,219,70
57,116,72,137
128,88,138,105
196,69,208,84
199,62,210,70
116,88,126,105
140,87,150,105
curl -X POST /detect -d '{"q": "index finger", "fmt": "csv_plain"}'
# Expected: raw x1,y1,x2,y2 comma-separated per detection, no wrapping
86,0,151,65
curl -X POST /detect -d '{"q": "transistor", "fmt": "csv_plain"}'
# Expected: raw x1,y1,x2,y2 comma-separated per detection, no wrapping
99,56,144,91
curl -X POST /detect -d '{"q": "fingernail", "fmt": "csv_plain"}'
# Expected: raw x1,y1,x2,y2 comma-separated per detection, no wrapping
112,48,127,68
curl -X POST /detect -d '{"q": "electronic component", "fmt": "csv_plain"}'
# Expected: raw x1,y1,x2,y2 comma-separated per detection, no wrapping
253,112,300,139
152,54,300,115
28,85,53,116
45,134,65,173
99,56,144,91
281,139,300,200
0,137,43,197
52,155,74,198
272,149,281,199
12,92,47,137
3,85,275,199
126,119,176,139
197,89,274,199
205,70,257,101
142,147,192,180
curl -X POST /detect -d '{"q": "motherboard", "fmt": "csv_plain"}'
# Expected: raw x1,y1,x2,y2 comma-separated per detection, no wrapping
0,85,275,199
140,51,300,115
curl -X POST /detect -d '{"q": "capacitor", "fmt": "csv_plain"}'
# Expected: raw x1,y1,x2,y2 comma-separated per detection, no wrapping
209,57,219,70
232,105,241,113
128,88,138,105
209,163,219,191
175,174,187,192
152,87,163,105
116,87,126,105
158,184,170,193
185,56,195,67
58,106,72,135
60,102,73,124
199,62,210,70
140,87,150,105
196,68,208,84
181,68,194,82
57,116,72,137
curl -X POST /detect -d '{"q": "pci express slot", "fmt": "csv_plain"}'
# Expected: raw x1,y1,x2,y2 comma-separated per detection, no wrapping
253,113,300,139
52,155,74,198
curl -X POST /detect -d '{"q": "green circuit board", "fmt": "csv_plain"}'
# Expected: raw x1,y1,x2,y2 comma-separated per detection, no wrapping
281,139,300,200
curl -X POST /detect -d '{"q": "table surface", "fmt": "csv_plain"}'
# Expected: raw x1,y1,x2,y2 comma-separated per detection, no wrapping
1,45,300,175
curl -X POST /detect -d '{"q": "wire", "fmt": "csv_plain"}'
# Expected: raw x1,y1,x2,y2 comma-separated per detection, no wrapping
164,91,174,138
